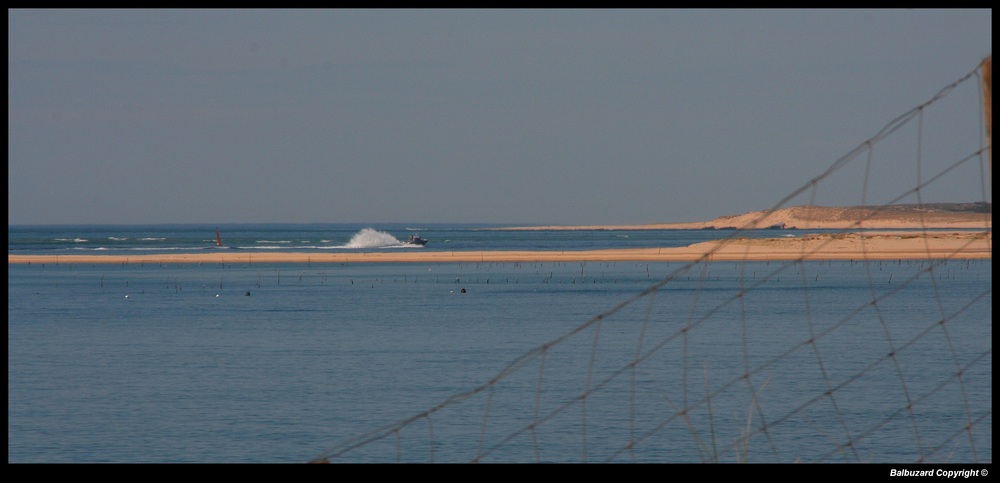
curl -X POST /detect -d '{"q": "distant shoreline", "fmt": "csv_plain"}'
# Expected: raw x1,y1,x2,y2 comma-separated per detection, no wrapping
8,231,991,264
496,203,992,231
9,204,991,265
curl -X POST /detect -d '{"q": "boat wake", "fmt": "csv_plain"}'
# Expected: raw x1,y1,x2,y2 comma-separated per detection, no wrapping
219,228,422,251
343,227,410,249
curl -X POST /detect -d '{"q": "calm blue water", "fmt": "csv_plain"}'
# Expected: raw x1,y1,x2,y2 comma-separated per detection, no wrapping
8,225,992,463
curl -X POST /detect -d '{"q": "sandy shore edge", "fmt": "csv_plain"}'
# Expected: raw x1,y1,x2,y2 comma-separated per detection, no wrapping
8,231,991,264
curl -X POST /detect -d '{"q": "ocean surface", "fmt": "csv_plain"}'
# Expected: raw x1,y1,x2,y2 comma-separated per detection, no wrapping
8,224,992,463
7,222,795,256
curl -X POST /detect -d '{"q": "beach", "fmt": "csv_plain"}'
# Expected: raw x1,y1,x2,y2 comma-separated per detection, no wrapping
7,231,991,264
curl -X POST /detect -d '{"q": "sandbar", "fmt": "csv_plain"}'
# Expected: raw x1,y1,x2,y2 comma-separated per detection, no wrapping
8,231,991,265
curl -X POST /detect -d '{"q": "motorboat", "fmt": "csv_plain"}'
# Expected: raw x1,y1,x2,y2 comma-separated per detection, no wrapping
404,234,428,246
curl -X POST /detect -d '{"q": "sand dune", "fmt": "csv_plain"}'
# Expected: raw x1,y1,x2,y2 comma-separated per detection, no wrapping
503,203,993,231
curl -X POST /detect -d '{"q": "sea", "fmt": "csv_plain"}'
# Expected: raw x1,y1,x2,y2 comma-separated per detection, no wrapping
7,224,992,464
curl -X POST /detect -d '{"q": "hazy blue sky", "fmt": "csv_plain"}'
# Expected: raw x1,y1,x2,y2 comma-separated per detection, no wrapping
8,9,992,225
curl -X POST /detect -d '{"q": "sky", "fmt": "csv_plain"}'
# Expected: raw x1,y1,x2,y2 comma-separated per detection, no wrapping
8,9,993,226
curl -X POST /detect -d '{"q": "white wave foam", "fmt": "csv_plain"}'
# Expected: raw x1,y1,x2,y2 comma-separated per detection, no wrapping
344,228,403,248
